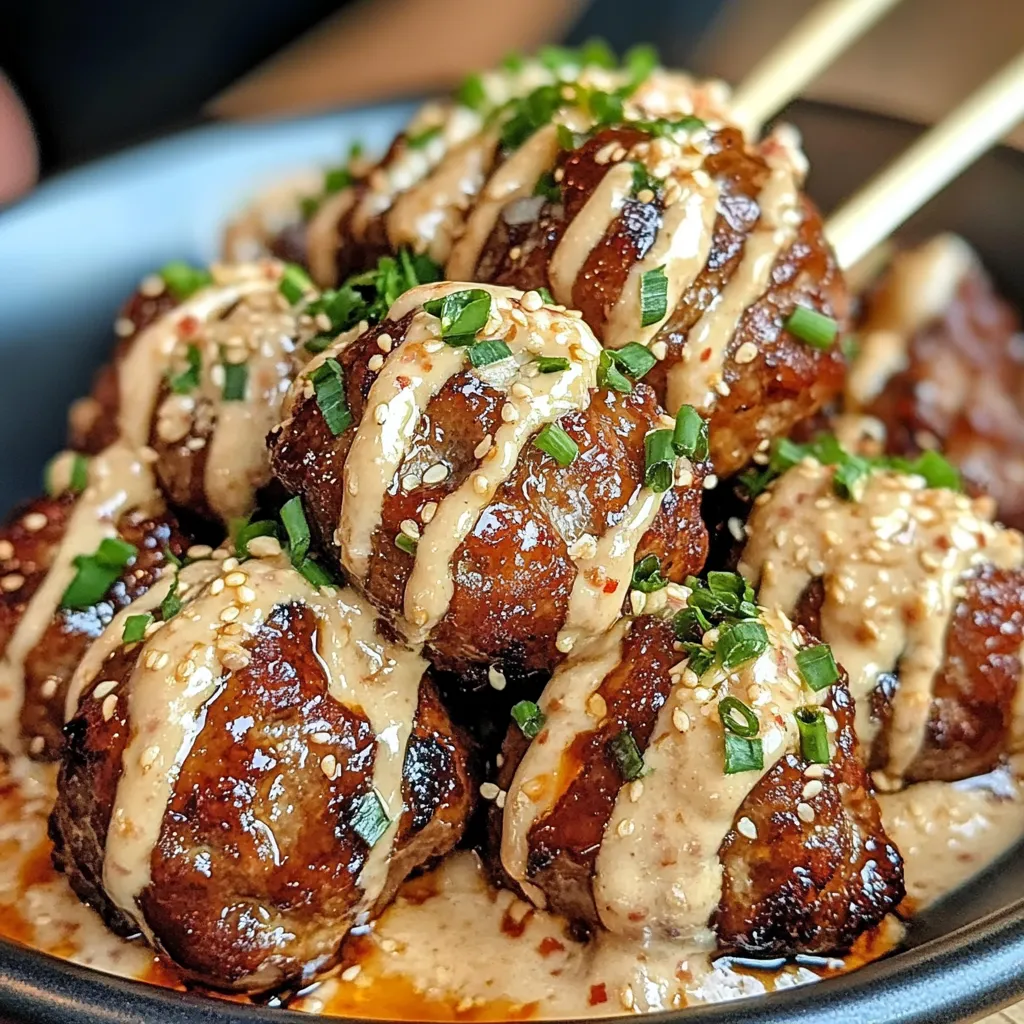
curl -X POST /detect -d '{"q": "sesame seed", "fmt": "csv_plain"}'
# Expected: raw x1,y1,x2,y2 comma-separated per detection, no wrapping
620,987,635,1011
508,246,522,261
22,513,47,532
703,474,719,490
636,188,655,203
139,274,165,297
377,333,393,353
401,473,421,491
399,519,420,541
1,573,24,593
224,571,247,588
567,533,598,561
556,634,575,653
40,677,58,699
472,473,489,495
511,382,532,399
500,403,519,423
487,665,506,691
616,818,635,837
587,692,608,719
496,789,507,809
803,763,826,779
0,540,13,561
651,340,668,361
154,652,170,670
737,816,758,840
374,403,389,425
238,586,256,604
210,578,225,596
219,605,240,623
347,478,359,496
114,317,135,338
797,802,815,823
734,341,758,365
101,694,118,721
187,544,213,560
92,679,118,700
247,536,281,558
28,736,45,755
672,707,691,732
521,291,543,312
321,754,339,778
341,965,362,983
368,354,385,371
480,782,500,801
802,780,823,800
140,745,160,770
630,590,647,616
421,501,438,524
422,463,449,486
222,558,239,571
474,434,493,459
629,780,644,802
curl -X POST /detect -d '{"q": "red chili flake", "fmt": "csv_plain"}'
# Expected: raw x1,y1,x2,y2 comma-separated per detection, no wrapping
177,315,200,338
589,984,608,1006
602,579,619,594
396,375,412,389
700,347,712,363
538,937,565,957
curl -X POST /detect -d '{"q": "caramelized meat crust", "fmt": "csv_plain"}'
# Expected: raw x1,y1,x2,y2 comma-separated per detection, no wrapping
0,493,186,760
466,126,847,475
269,315,708,679
50,601,474,993
715,684,904,954
863,267,1024,529
793,563,1024,784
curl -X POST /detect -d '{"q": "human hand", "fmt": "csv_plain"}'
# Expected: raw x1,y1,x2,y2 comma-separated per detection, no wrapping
0,73,38,205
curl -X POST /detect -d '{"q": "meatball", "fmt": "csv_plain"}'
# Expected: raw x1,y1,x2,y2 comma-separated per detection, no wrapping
49,551,474,994
848,234,1024,530
491,588,903,955
738,457,1024,789
0,444,186,760
269,281,709,682
69,260,319,524
285,61,845,476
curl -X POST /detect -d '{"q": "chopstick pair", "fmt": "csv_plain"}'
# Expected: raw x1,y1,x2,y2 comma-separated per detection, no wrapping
728,0,1024,271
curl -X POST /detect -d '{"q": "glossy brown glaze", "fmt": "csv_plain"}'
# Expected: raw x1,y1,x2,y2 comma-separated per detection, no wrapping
269,314,708,681
0,493,185,760
792,563,1024,784
494,615,678,926
49,598,474,994
863,267,1024,530
716,683,905,954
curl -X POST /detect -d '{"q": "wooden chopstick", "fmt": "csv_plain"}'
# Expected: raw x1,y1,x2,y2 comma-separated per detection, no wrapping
730,0,905,132
826,50,1024,270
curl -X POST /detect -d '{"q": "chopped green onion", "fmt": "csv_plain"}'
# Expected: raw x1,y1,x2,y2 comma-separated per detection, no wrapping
122,613,153,644
311,358,352,436
352,789,391,847
533,423,579,466
673,605,711,643
612,342,656,380
159,262,212,300
61,537,137,610
795,706,830,764
832,453,871,500
587,89,624,126
672,405,709,461
681,642,715,677
46,452,89,496
234,517,278,558
298,557,334,588
716,620,769,670
535,356,570,373
904,450,962,491
718,696,759,738
511,700,546,739
538,44,578,71
785,306,838,350
281,496,311,567
163,545,183,569
796,644,840,692
706,571,756,616
222,360,248,402
579,38,617,69
556,123,579,150
631,162,661,199
279,263,314,305
534,171,561,203
598,350,632,393
395,533,417,556
609,728,645,781
643,429,676,492
537,287,555,305
723,732,763,774
423,288,492,343
457,73,488,111
639,266,669,327
408,125,443,149
629,116,705,138
323,165,354,195
624,44,658,87
161,576,182,622
168,344,201,395
502,51,526,72
468,339,513,367
630,554,667,594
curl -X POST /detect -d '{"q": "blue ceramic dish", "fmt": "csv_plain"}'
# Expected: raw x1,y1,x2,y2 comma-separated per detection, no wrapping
0,99,1022,1024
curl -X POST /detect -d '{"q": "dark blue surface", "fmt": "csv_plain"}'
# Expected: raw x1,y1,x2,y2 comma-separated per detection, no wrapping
0,99,1023,1023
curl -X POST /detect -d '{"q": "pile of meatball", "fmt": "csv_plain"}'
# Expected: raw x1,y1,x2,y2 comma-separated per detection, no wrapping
1,45,1022,1000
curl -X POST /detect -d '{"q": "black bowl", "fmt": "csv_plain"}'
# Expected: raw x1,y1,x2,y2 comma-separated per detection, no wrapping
0,99,1022,1024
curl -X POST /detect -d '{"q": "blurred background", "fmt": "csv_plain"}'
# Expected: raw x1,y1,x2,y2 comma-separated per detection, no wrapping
1,0,1022,204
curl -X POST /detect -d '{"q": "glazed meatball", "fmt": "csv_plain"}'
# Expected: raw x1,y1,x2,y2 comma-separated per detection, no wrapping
283,61,845,476
491,589,903,954
848,234,1024,530
68,260,318,524
738,456,1024,789
50,551,474,994
0,444,186,760
269,282,709,683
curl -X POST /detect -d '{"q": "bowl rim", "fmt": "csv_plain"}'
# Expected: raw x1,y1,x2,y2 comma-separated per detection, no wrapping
2,96,1024,1024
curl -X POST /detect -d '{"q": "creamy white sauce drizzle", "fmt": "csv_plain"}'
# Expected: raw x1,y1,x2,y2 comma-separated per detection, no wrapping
0,443,162,754
99,555,427,936
846,234,976,408
667,140,801,415
307,190,357,289
738,461,1024,781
